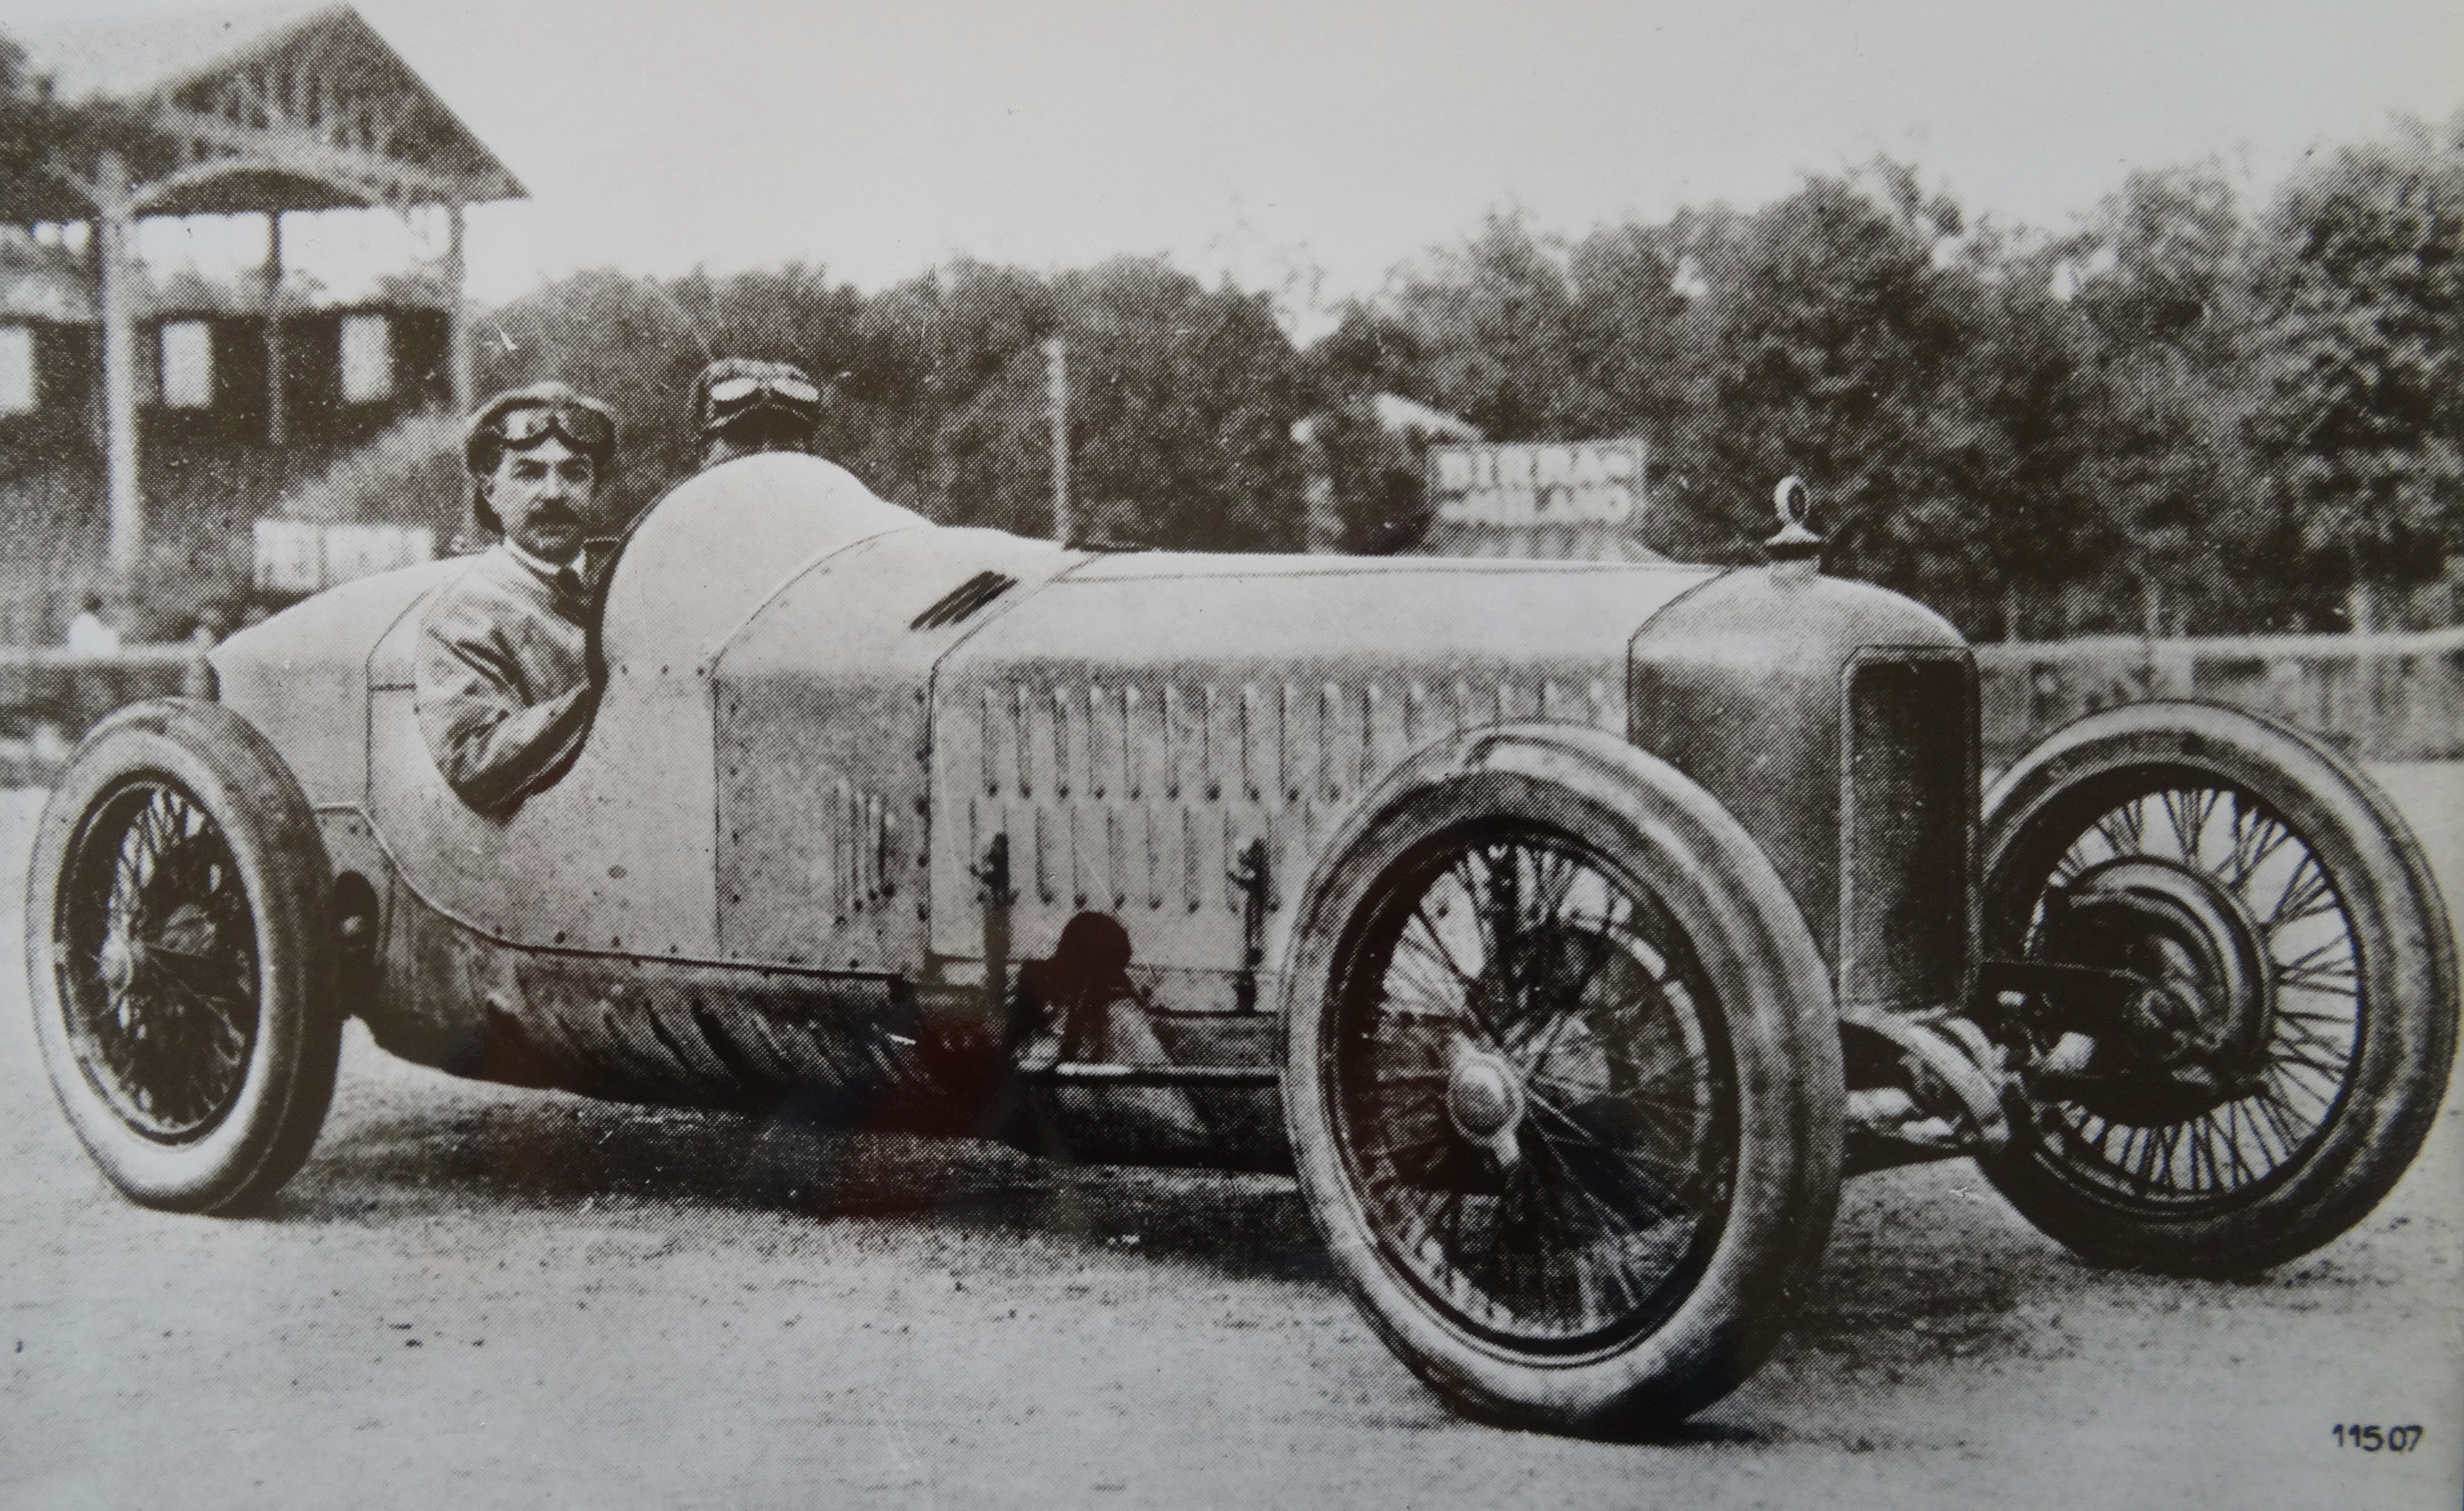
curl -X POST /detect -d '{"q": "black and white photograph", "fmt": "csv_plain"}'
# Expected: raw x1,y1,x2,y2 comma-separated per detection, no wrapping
0,2,2457,1506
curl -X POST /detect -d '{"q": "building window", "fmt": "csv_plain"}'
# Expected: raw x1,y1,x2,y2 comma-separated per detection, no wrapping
0,325,33,413
159,321,214,408
339,312,392,403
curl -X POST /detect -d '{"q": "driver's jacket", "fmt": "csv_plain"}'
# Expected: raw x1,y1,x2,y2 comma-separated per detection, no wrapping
415,544,595,816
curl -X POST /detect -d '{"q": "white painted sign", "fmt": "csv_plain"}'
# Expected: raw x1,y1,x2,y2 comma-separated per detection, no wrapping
1428,439,1647,530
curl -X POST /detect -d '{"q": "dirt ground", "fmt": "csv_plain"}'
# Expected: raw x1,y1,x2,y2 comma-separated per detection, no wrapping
3,773,2461,1511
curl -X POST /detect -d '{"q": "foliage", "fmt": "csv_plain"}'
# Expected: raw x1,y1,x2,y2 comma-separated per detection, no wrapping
1047,258,1311,551
2057,164,2268,634
358,116,2464,636
475,255,1311,551
476,267,713,517
2242,115,2464,629
1346,171,2072,620
0,19,2451,637
1677,168,1981,599
847,258,1053,520
0,38,168,222
1384,213,1592,441
1328,128,2464,635
1302,303,1439,553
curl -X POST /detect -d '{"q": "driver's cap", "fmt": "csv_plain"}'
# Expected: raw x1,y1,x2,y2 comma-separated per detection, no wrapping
464,382,619,476
691,358,823,437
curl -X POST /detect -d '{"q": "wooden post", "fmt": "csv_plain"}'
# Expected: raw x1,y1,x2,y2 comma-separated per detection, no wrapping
1293,414,1340,554
443,202,478,547
263,210,287,446
1042,336,1071,546
96,152,141,583
444,201,472,416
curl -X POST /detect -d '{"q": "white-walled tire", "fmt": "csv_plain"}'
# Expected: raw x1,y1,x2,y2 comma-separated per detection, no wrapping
1281,728,1842,1433
26,698,342,1213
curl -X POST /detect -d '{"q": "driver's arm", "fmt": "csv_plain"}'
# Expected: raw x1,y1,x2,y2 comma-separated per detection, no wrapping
415,580,595,817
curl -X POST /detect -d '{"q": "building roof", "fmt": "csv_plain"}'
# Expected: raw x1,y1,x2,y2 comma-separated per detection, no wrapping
1370,392,1482,441
10,2,329,106
0,2,522,220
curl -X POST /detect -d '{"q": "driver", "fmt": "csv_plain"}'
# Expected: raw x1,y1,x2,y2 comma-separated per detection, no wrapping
689,357,823,469
416,382,620,816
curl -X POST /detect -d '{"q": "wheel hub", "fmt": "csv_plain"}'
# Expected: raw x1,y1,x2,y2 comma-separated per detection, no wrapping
1446,1052,1524,1141
2045,857,2274,1123
97,931,136,996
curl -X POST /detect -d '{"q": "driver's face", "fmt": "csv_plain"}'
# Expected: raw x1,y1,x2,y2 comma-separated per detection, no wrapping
484,437,598,564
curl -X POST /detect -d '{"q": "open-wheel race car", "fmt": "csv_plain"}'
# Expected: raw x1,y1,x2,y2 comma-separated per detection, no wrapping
26,455,2459,1433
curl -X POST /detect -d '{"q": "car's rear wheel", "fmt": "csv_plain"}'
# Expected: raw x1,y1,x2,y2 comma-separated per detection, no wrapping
26,699,342,1213
1980,702,2457,1275
1283,732,1841,1432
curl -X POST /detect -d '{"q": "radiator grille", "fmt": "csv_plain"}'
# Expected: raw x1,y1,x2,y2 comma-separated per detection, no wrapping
1840,654,1975,1012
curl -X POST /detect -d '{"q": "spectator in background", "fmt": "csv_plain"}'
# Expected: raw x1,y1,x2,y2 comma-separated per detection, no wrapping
183,604,232,700
65,593,119,655
188,603,231,650
689,358,823,470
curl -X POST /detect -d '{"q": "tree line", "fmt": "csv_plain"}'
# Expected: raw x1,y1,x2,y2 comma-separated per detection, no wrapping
477,113,2462,639
0,35,2453,639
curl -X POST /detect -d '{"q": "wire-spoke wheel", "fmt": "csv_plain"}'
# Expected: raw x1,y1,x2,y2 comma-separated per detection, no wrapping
1284,730,1840,1433
61,777,264,1140
1981,702,2457,1276
27,699,341,1213
1333,825,1733,1354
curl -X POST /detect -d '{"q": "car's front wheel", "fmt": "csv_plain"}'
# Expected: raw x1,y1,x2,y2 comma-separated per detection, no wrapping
1980,702,2458,1275
26,698,343,1213
1281,730,1842,1433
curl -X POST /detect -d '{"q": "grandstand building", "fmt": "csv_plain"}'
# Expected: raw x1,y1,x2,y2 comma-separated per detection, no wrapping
0,3,520,639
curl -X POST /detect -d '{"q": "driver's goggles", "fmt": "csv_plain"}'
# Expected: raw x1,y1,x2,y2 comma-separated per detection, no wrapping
703,374,822,424
489,402,616,454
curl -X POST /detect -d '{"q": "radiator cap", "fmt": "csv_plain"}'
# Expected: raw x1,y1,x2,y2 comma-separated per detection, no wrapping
1764,475,1825,572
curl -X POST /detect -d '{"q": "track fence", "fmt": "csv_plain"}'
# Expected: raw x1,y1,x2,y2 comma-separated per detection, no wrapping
0,644,215,786
1977,629,2464,769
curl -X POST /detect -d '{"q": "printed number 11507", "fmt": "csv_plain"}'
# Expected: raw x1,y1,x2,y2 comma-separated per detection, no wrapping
2331,1425,2425,1452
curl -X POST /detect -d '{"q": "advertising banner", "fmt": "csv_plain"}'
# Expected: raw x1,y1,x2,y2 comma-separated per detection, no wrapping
1420,439,1653,559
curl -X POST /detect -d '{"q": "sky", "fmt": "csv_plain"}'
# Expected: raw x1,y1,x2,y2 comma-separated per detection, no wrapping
1,0,2458,336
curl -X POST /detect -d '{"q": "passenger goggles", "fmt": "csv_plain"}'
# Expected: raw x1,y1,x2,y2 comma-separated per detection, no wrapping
701,374,822,430
488,402,617,455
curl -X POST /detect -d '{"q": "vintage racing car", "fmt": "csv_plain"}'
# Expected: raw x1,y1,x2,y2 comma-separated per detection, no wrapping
25,455,2458,1432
